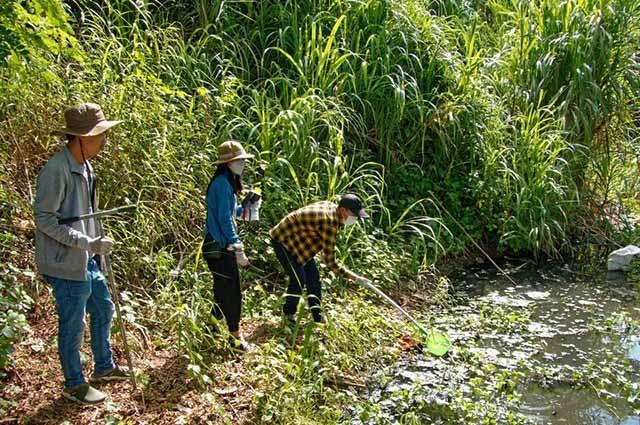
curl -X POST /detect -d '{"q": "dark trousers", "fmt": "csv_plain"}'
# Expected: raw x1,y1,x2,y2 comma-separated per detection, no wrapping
272,239,322,322
204,233,241,333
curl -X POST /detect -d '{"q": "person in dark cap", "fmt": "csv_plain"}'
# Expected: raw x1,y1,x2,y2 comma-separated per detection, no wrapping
270,194,372,324
33,103,129,404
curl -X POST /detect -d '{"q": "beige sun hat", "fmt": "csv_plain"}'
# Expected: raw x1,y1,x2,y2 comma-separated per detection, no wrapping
58,103,122,136
214,140,255,164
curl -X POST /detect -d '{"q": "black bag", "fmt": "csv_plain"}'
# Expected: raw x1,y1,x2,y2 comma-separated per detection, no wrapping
203,232,222,261
241,190,261,209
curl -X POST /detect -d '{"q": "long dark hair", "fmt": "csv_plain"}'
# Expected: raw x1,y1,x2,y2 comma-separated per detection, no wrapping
207,163,243,195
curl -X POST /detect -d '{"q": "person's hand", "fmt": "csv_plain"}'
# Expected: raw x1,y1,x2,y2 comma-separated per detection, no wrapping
235,249,250,267
227,242,250,267
355,275,372,286
87,236,114,255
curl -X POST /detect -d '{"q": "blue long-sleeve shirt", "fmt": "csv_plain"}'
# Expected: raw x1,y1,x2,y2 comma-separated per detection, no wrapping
205,169,243,247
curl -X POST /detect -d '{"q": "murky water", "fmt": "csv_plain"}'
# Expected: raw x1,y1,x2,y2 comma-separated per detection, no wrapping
468,266,640,424
519,385,640,425
356,264,640,424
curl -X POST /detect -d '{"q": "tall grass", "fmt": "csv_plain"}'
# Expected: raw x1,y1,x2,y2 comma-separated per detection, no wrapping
1,0,637,284
2,0,640,420
1,0,638,278
494,0,640,193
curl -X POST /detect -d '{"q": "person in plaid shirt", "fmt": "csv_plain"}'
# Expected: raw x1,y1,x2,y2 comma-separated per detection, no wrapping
270,194,372,323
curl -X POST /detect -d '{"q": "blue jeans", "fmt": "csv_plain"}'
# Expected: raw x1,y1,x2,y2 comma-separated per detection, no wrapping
272,240,322,322
44,258,115,388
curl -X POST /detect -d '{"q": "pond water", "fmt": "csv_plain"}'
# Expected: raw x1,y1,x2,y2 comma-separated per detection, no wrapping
477,266,640,424
354,264,640,424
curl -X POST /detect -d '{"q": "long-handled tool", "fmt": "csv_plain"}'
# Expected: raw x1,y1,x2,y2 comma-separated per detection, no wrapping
358,279,451,356
58,204,137,225
60,204,138,389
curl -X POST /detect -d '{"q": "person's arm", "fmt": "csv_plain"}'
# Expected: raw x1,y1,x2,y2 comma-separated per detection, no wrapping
212,179,241,245
320,223,357,281
33,163,93,250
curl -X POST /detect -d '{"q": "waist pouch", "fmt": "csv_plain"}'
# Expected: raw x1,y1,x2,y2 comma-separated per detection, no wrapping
203,232,223,261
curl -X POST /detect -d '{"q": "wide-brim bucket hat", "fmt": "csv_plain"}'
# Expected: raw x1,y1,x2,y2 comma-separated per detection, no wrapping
214,140,255,164
58,103,122,136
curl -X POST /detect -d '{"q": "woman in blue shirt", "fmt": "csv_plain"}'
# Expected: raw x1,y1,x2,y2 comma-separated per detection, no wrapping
203,140,255,351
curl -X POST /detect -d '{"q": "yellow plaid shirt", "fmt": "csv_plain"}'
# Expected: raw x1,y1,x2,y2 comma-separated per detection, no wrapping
270,201,353,279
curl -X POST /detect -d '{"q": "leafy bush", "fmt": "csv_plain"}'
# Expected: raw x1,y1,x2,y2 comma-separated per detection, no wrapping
0,267,33,376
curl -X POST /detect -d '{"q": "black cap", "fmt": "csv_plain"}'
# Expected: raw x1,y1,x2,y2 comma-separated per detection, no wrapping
338,194,369,219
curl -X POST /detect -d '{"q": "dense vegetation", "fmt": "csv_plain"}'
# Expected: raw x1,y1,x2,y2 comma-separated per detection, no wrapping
1,0,639,423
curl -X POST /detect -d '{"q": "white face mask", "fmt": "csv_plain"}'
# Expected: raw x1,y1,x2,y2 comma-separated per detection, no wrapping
344,215,359,226
228,159,245,175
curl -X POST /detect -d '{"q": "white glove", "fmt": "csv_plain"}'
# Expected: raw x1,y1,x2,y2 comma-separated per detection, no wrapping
227,242,250,267
235,249,250,267
227,242,244,251
355,276,372,286
86,236,114,255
